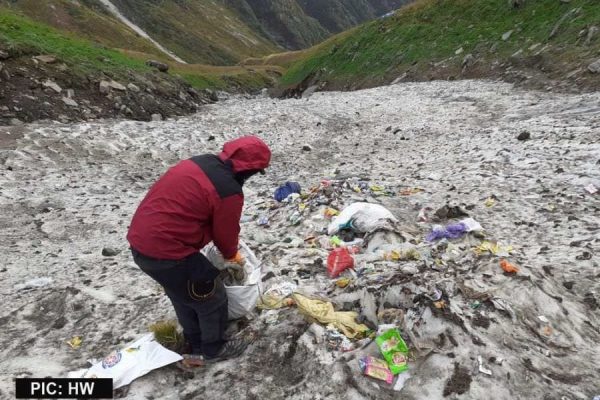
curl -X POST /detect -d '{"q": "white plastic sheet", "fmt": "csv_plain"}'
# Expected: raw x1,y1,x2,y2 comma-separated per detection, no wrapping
328,202,397,235
68,333,182,389
203,240,263,320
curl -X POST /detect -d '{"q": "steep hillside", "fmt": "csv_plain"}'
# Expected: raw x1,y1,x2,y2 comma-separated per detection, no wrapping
0,9,276,124
228,0,412,50
0,0,411,64
107,0,279,64
279,0,600,92
0,0,163,57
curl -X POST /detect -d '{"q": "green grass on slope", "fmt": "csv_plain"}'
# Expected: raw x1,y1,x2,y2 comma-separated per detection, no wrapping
0,9,275,91
281,0,600,86
0,9,146,75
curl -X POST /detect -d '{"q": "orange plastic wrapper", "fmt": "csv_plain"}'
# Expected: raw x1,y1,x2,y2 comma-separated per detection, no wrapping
500,259,519,274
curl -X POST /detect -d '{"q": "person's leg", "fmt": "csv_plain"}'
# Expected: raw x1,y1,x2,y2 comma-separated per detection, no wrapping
131,249,205,353
167,294,202,354
192,281,228,358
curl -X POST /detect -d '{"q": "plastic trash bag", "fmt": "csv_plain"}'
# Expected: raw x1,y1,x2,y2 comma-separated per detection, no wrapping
328,202,397,235
203,240,263,320
291,293,369,338
327,247,355,278
68,333,182,389
274,181,301,202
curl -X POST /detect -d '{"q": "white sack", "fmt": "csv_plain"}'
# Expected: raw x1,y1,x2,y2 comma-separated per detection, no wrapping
203,240,262,320
328,202,397,235
68,333,182,389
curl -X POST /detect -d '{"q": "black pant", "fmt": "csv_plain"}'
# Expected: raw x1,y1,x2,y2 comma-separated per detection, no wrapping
131,249,228,357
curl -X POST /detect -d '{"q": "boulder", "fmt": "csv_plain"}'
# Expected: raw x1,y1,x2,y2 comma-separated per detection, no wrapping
502,30,513,41
517,131,531,141
146,60,169,73
0,50,9,60
62,97,78,107
151,113,163,121
42,79,62,93
127,83,140,92
33,55,57,64
588,58,600,74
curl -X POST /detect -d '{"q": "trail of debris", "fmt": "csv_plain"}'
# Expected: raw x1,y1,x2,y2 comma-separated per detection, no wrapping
0,80,599,399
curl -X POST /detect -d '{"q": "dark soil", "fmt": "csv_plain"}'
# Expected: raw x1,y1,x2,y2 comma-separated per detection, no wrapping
0,54,216,125
443,363,472,397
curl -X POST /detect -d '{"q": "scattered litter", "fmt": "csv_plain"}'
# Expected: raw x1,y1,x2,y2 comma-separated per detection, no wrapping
292,293,369,338
500,259,519,274
14,277,53,291
335,277,351,288
359,356,393,384
393,371,411,391
426,218,483,242
326,328,355,352
478,355,492,375
274,181,302,202
476,241,513,257
327,247,355,278
67,336,83,349
328,202,397,235
376,328,409,374
68,333,182,389
259,282,297,309
585,184,598,195
485,197,496,207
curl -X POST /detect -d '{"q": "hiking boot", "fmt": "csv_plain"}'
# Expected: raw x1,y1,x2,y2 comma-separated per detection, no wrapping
177,354,206,372
203,338,248,363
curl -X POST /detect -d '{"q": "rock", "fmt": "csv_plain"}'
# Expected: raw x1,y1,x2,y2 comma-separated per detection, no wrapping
391,73,408,84
99,81,111,95
66,89,75,98
302,85,318,98
302,144,312,152
43,79,62,93
517,131,531,141
587,59,600,74
109,81,126,91
584,26,598,46
99,80,126,94
0,50,9,60
127,83,140,92
502,30,513,41
489,42,499,53
62,97,78,107
528,43,541,51
33,55,57,64
9,118,23,126
205,89,219,102
455,47,464,55
101,247,120,257
0,62,3,74
462,54,475,69
146,60,169,73
208,134,216,141
151,113,163,121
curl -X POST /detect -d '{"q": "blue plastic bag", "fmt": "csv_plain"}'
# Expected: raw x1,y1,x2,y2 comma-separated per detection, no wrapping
274,182,301,202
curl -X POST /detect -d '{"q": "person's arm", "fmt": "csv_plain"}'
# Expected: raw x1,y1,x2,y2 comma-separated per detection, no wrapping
212,194,244,260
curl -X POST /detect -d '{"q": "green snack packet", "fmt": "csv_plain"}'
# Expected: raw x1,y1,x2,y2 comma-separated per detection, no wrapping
375,328,409,374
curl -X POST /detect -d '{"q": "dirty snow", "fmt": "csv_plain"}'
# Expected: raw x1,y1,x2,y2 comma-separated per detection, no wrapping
0,80,599,399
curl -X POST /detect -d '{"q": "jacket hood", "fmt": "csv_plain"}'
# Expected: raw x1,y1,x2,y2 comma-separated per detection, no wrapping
218,136,271,174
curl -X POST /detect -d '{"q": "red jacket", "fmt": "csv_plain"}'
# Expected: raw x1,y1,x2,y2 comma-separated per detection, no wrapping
127,136,271,260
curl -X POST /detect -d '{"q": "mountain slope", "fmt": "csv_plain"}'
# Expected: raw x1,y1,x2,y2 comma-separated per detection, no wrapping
0,0,411,65
279,0,600,92
228,0,412,50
